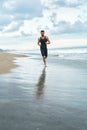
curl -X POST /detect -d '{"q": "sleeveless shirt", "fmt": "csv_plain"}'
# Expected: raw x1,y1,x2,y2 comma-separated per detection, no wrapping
39,36,47,47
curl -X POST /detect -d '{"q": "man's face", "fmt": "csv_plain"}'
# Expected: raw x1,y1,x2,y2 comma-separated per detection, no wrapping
41,31,45,36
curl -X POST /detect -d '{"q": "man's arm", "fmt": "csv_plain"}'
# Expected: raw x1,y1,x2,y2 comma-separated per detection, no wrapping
37,38,41,46
46,36,50,44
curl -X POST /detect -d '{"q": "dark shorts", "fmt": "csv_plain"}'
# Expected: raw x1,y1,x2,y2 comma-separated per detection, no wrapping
40,46,48,57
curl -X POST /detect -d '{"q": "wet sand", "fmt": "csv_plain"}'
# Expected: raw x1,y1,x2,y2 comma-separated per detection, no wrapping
0,54,87,130
0,52,28,74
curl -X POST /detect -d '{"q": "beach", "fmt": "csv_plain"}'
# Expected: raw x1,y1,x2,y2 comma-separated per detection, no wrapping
0,49,87,130
0,52,28,74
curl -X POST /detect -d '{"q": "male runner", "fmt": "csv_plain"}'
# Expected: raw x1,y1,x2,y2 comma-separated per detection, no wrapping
38,30,50,66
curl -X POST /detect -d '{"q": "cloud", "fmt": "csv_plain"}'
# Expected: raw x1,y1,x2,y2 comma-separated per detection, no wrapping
0,15,13,31
2,0,43,18
57,0,86,7
0,0,87,38
20,31,31,37
51,21,87,35
42,0,87,36
0,0,44,35
3,21,23,32
42,0,87,8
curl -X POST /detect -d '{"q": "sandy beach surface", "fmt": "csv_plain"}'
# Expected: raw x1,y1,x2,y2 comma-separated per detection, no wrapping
0,52,28,74
0,51,87,130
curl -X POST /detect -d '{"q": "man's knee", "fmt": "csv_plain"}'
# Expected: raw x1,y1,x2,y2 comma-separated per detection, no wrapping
43,56,47,59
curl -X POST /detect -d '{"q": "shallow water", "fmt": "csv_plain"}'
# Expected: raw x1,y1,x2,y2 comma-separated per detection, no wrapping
0,55,87,130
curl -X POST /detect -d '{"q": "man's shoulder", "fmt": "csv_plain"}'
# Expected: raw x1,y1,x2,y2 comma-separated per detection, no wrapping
45,36,48,39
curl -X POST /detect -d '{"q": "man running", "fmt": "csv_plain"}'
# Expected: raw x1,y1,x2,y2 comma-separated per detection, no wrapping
38,30,50,67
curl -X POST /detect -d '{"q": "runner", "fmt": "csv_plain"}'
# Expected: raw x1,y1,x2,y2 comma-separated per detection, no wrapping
38,30,50,67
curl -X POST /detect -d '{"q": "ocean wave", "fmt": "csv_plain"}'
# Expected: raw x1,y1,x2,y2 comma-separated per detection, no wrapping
0,49,4,52
49,47,87,60
6,46,87,60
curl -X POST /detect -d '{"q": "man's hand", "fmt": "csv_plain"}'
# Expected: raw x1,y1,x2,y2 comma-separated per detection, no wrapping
38,43,41,46
46,36,50,44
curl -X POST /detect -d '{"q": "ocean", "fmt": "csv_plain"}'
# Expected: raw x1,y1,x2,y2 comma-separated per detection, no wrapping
5,46,87,60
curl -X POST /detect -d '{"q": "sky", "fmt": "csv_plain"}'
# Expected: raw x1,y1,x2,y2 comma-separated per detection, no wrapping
0,0,87,50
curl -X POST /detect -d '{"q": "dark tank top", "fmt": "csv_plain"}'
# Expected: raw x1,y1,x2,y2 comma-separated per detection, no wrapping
39,36,47,47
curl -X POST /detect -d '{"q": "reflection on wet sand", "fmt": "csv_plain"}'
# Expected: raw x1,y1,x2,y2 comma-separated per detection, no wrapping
36,67,46,98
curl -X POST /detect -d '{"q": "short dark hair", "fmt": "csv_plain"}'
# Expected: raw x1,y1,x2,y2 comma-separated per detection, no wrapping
41,30,45,32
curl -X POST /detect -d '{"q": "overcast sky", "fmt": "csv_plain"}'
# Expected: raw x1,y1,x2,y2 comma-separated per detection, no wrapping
0,0,87,49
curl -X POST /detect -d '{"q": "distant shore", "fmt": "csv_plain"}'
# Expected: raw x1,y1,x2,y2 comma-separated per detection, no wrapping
0,52,28,74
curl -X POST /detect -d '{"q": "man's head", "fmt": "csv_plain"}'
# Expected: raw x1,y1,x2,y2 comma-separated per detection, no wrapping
41,30,45,36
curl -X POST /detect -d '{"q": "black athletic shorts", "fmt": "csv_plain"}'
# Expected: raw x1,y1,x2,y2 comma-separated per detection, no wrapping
40,46,48,57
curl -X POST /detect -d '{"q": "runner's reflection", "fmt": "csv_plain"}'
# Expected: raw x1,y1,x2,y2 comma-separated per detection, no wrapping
36,67,46,97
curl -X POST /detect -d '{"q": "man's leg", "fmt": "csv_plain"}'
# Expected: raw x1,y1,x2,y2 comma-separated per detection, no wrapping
43,56,47,66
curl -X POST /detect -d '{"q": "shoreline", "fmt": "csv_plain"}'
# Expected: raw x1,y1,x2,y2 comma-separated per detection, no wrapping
0,52,28,74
